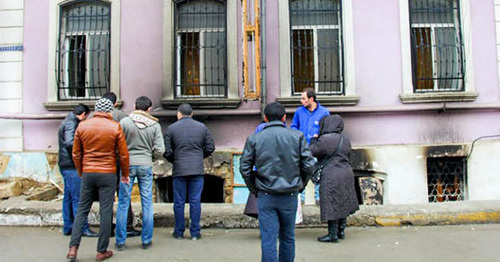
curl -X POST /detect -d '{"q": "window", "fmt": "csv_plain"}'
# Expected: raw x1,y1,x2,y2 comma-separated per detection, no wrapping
45,0,121,110
399,0,476,103
57,1,110,100
290,0,343,95
277,0,358,106
409,0,464,92
427,157,466,202
162,0,239,109
174,0,226,98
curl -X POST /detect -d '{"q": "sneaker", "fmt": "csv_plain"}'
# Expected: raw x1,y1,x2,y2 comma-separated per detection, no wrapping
142,242,152,250
172,233,183,240
190,235,201,241
115,243,125,251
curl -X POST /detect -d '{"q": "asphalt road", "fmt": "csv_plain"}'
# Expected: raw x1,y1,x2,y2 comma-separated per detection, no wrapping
1,224,499,262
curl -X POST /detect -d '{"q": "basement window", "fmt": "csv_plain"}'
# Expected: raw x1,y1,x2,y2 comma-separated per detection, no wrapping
427,157,466,203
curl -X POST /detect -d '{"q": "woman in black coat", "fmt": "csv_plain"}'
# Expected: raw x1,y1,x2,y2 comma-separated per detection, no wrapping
310,115,359,243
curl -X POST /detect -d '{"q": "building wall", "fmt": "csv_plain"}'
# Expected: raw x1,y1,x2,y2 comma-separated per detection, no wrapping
0,0,24,151
2,0,500,205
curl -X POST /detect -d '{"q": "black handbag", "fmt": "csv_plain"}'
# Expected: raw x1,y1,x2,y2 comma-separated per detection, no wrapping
311,135,344,184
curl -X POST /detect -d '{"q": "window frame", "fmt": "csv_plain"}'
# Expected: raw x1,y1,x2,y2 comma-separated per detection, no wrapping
162,0,240,109
399,0,477,103
277,0,358,107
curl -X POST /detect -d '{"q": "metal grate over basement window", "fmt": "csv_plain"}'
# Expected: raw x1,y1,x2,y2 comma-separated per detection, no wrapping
289,0,344,96
56,0,111,100
427,157,466,203
174,0,227,98
409,0,465,93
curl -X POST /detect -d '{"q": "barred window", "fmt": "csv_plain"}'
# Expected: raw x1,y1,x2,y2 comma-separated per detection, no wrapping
56,0,110,100
409,0,465,92
174,0,227,98
427,157,466,202
289,0,344,95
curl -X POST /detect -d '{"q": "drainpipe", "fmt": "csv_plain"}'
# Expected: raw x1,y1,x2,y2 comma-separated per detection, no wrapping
260,0,267,119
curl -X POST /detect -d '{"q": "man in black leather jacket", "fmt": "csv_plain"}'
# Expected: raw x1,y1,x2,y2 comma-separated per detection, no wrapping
240,102,316,262
58,103,97,237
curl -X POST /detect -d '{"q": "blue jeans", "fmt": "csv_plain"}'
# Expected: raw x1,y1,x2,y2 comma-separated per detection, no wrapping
257,192,298,262
300,183,320,202
173,175,204,237
61,169,89,234
116,166,154,245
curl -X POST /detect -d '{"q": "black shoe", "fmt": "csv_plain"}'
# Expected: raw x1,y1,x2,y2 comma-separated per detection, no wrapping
115,243,125,251
82,229,99,237
317,220,338,243
317,234,338,243
126,228,141,237
172,233,183,240
142,242,152,250
190,235,201,241
338,218,347,240
63,230,71,236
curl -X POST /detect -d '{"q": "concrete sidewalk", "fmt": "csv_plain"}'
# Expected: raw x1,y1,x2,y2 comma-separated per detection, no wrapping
1,196,500,228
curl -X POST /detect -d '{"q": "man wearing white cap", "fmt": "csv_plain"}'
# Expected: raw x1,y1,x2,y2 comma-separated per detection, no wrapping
67,98,130,262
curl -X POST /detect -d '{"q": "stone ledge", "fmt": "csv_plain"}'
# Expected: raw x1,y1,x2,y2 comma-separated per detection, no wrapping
43,100,124,111
399,92,478,103
2,198,500,228
277,95,360,107
161,98,241,109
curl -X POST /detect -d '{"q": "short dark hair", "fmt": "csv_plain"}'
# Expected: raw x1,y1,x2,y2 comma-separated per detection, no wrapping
264,102,285,122
102,92,117,104
135,96,152,111
303,88,317,102
177,103,193,116
73,103,90,115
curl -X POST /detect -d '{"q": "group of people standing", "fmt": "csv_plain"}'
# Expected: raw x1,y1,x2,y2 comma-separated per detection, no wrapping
58,92,214,261
240,88,359,261
57,88,359,262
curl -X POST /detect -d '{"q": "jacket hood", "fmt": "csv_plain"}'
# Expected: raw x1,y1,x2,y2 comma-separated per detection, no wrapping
319,115,344,135
129,110,158,129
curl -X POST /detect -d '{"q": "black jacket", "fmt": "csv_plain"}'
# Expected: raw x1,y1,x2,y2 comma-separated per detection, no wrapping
164,117,215,176
240,121,316,195
58,112,81,169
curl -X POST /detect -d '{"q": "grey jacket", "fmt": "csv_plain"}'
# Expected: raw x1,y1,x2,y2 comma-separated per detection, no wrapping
240,121,316,195
164,117,215,177
58,112,81,169
120,110,165,166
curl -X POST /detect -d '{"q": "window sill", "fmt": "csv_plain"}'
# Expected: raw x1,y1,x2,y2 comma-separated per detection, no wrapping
43,100,123,111
160,98,242,110
399,92,478,104
277,95,359,107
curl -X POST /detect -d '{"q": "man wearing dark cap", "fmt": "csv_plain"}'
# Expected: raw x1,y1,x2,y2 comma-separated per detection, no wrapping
164,103,215,240
240,102,316,262
67,98,130,261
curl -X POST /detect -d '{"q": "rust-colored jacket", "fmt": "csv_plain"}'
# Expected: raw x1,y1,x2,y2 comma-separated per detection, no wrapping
72,112,129,177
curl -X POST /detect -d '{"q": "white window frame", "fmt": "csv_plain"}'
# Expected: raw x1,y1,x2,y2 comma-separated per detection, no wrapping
290,25,343,96
45,0,120,110
278,0,358,105
399,0,477,103
175,27,226,98
163,0,239,104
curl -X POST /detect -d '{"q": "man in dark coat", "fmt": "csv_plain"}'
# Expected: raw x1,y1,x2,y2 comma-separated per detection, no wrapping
310,115,359,243
164,103,215,240
240,102,316,262
58,103,98,237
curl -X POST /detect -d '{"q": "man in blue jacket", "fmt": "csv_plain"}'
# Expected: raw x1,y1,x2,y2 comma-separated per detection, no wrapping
291,88,330,205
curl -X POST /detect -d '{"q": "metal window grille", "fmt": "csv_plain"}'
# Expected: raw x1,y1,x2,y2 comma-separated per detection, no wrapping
427,157,466,203
56,0,110,100
174,0,227,98
289,0,344,96
409,0,465,92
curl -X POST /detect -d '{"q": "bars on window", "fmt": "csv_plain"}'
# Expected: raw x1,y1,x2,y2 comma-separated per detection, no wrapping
174,0,227,98
427,157,466,203
56,0,110,100
409,0,465,92
289,0,344,96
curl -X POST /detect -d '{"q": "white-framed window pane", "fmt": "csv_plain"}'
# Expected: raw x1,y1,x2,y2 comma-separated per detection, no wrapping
175,0,227,98
57,1,110,100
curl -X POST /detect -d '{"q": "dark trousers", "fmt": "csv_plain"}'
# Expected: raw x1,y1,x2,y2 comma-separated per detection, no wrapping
257,192,298,262
173,175,204,237
69,173,115,252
